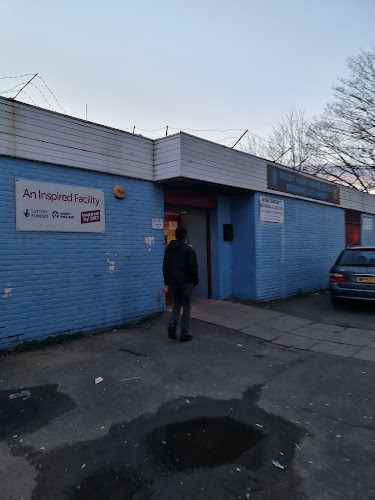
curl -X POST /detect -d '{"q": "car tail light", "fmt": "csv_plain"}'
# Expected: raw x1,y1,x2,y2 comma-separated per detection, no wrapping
330,272,347,283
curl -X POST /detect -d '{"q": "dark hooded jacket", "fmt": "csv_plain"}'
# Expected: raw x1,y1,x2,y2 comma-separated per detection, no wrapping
163,240,199,286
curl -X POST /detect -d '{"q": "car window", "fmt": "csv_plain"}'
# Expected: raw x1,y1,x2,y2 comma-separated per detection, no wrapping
339,250,375,266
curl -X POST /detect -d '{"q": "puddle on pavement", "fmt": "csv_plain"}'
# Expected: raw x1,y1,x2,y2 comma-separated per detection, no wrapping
70,467,146,500
28,385,305,500
0,384,77,440
147,416,265,470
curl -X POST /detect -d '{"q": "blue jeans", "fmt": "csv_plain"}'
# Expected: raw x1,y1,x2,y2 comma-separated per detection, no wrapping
169,284,193,333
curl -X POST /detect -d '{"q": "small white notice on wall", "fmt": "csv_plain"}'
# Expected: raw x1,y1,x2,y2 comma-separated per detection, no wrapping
152,218,164,229
260,196,284,223
363,214,373,231
15,179,105,232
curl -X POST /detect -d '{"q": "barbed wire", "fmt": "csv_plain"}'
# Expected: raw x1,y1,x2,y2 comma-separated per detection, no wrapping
169,126,245,132
0,73,68,115
37,75,66,114
30,82,57,112
127,126,273,150
0,74,35,80
217,135,243,143
0,74,273,150
23,91,37,106
134,126,167,132
136,126,272,148
0,81,28,95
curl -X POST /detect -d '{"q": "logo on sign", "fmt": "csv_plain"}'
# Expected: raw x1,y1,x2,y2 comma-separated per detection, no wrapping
81,210,100,224
24,209,30,217
52,211,59,218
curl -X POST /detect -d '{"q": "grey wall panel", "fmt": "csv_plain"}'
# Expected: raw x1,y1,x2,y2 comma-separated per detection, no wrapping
179,133,375,215
154,135,181,181
0,98,153,180
340,187,375,214
180,133,268,191
2,98,375,215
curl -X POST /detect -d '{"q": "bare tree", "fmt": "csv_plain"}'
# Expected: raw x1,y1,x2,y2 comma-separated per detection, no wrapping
307,48,375,192
242,48,375,193
242,108,315,172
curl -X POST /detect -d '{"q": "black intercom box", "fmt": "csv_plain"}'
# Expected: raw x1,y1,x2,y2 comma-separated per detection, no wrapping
223,224,233,241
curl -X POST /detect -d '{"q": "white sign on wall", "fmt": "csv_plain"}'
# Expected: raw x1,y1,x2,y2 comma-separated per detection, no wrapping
363,214,373,231
15,179,105,232
152,218,164,229
260,196,284,223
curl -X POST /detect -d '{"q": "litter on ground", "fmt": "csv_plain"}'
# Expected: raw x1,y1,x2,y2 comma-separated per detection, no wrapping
272,460,285,470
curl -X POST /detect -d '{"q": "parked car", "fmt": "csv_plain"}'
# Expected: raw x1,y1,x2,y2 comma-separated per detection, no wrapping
329,246,375,303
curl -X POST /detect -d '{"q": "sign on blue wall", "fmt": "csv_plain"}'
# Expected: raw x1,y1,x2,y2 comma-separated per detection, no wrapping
267,164,340,205
15,179,105,232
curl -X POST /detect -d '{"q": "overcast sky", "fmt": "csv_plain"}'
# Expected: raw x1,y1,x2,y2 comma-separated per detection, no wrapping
1,0,375,146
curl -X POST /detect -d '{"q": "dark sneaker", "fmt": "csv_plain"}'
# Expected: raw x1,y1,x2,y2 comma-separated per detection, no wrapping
180,333,192,342
168,323,177,340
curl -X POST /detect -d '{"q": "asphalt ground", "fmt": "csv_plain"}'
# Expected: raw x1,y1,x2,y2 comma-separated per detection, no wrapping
234,290,375,330
1,309,375,500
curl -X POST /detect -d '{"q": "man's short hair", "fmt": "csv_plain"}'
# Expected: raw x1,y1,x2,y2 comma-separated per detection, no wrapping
175,227,188,240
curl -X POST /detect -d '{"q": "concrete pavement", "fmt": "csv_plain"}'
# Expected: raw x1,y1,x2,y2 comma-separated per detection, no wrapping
190,297,375,362
2,307,375,499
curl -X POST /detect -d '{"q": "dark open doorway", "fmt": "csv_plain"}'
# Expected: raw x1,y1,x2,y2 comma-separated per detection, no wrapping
164,208,211,298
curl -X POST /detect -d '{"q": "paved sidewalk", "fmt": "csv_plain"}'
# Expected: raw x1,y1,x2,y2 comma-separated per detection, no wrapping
190,298,375,362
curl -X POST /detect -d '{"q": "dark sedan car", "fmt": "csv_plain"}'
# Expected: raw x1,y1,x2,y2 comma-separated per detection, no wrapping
329,246,375,303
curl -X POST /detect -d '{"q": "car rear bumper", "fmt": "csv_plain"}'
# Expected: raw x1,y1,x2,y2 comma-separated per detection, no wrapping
329,283,375,300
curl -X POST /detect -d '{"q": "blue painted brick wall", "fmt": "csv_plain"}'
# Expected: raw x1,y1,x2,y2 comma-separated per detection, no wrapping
231,195,256,299
0,157,165,348
210,196,232,299
361,214,375,246
254,192,345,301
209,206,219,298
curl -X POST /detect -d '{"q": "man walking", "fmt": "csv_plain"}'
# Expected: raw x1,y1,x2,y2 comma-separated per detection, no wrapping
162,227,198,342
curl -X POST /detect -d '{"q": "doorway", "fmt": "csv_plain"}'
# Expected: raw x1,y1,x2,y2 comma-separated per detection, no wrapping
164,208,211,298
345,209,361,246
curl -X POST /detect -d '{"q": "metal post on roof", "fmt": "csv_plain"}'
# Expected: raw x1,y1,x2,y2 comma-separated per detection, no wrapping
275,147,292,163
166,125,168,136
11,73,38,101
231,129,248,149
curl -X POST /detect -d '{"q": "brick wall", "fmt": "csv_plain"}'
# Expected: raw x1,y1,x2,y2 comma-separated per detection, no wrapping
0,157,165,348
210,196,232,298
254,192,345,301
231,195,256,299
